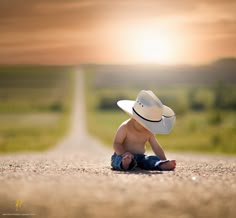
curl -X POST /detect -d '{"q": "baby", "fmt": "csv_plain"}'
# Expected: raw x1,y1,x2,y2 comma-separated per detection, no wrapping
111,90,176,171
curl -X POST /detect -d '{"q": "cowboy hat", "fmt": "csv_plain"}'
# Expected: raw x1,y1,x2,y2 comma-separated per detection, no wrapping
117,90,176,134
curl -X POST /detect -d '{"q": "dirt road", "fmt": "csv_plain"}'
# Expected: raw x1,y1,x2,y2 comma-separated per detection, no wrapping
0,70,236,218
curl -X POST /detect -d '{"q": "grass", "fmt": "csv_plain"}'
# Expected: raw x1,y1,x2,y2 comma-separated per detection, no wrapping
0,66,74,153
157,111,236,154
84,69,236,155
3,65,234,155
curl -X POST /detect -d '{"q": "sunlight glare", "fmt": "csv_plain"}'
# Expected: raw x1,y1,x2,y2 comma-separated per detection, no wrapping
129,27,181,64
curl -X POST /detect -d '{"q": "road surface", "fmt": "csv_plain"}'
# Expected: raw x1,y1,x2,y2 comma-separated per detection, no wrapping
0,69,236,218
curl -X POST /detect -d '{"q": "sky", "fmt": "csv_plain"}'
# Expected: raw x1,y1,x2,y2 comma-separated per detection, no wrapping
0,0,235,65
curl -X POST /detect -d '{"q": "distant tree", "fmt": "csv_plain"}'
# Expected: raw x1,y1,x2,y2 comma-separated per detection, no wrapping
213,82,236,110
98,95,128,110
188,88,213,111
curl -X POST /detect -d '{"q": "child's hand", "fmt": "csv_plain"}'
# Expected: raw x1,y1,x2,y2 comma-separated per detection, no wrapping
122,152,134,159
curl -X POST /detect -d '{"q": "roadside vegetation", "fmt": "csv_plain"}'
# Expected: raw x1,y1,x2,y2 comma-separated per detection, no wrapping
0,66,74,153
84,64,236,155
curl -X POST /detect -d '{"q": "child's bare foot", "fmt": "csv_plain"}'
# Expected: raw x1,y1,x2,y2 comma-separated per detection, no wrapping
122,154,132,170
159,160,176,171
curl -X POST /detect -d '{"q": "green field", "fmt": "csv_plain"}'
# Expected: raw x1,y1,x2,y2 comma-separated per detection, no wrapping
84,67,236,155
0,66,74,153
1,64,235,155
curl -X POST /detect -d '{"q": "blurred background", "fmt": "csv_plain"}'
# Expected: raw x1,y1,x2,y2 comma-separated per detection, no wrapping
0,0,235,154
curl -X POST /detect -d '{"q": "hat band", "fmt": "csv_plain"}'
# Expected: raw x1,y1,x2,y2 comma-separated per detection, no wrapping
132,107,162,122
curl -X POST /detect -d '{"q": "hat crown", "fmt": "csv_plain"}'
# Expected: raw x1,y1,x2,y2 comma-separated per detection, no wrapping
133,90,163,121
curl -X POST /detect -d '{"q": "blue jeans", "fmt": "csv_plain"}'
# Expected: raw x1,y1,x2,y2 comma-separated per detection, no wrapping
111,153,169,171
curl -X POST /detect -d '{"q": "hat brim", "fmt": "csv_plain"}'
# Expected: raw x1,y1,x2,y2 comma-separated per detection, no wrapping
117,100,176,134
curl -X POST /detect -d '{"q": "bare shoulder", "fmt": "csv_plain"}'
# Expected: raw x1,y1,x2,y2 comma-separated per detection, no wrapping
116,119,129,133
113,119,129,143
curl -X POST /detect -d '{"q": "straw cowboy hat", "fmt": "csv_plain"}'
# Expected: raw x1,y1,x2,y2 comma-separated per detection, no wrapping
117,90,176,134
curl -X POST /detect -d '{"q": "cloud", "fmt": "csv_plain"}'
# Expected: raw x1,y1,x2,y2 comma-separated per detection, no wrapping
1,0,235,30
0,0,235,64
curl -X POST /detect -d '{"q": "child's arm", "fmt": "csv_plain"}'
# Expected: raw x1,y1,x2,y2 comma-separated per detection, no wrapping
113,125,127,156
149,134,167,160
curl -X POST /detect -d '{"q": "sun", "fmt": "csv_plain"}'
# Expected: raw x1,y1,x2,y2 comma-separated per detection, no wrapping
127,27,181,64
137,34,175,64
